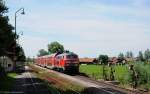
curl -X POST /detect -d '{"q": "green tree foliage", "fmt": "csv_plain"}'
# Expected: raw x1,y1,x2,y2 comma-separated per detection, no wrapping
117,53,126,64
15,44,26,61
125,51,133,58
98,55,109,80
48,41,64,54
26,56,33,63
98,55,109,65
144,49,150,62
0,1,15,57
0,0,25,61
134,63,150,88
37,49,48,57
138,51,145,62
118,53,124,59
0,0,8,14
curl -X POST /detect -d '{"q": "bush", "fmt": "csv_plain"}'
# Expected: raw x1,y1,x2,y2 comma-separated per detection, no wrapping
0,65,6,76
134,63,150,86
114,65,131,85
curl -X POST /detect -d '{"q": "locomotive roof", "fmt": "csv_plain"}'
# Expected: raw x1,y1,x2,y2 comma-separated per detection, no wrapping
36,52,77,58
37,53,58,58
56,52,77,56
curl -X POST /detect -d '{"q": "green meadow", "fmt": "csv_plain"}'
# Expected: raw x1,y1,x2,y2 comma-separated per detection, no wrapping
79,63,150,89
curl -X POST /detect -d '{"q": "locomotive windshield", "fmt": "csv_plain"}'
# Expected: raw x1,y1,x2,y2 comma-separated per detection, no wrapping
66,55,78,59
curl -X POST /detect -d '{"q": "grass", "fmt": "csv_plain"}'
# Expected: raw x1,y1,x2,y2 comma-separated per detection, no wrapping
29,64,84,93
114,65,130,84
0,72,18,91
79,65,103,79
79,64,150,90
8,72,18,77
80,65,130,81
133,63,150,89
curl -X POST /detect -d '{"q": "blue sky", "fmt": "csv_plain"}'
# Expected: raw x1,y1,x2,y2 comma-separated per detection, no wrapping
5,0,150,57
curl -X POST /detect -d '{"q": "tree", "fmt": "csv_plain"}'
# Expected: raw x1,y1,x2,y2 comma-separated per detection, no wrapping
138,51,144,62
125,51,133,58
0,0,25,61
26,56,33,63
15,44,26,61
98,55,109,80
0,0,15,58
0,0,21,73
37,49,48,57
118,53,126,64
144,49,150,62
118,53,124,59
0,0,8,14
48,41,64,54
98,55,109,65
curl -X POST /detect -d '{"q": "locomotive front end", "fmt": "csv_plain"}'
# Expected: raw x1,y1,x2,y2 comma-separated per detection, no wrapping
64,53,79,73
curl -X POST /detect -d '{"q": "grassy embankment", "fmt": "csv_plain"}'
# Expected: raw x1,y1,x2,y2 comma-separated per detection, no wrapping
0,72,18,91
79,63,150,89
28,64,84,94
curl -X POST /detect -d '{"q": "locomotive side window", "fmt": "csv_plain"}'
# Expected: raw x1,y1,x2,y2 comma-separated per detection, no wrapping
66,55,78,59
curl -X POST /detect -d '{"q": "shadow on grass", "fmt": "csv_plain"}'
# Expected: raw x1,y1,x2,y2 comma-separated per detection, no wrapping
78,72,89,77
52,87,127,94
0,71,52,94
57,89,81,94
0,72,15,91
11,77,53,94
82,87,126,94
63,71,89,77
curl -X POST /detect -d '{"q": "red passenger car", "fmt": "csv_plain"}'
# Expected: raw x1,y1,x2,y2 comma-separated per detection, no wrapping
35,52,79,73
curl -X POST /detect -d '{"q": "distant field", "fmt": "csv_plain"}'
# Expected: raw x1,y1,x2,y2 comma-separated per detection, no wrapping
79,64,130,83
79,65,103,79
79,63,150,89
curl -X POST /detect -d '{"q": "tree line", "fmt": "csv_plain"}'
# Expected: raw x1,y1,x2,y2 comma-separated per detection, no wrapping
37,41,64,57
118,49,150,62
98,49,150,65
38,41,150,63
0,0,25,62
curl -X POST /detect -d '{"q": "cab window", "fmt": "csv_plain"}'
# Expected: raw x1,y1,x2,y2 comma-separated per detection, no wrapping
66,55,77,59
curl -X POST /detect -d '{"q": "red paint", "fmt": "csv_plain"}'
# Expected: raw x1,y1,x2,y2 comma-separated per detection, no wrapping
34,52,79,73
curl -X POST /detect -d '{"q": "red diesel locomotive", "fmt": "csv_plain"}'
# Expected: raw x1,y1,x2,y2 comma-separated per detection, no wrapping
34,52,79,73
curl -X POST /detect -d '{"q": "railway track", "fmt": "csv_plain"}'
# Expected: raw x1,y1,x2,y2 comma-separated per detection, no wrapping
31,65,148,94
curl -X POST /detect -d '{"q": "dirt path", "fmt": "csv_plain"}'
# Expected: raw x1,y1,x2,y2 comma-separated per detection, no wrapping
11,66,52,94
